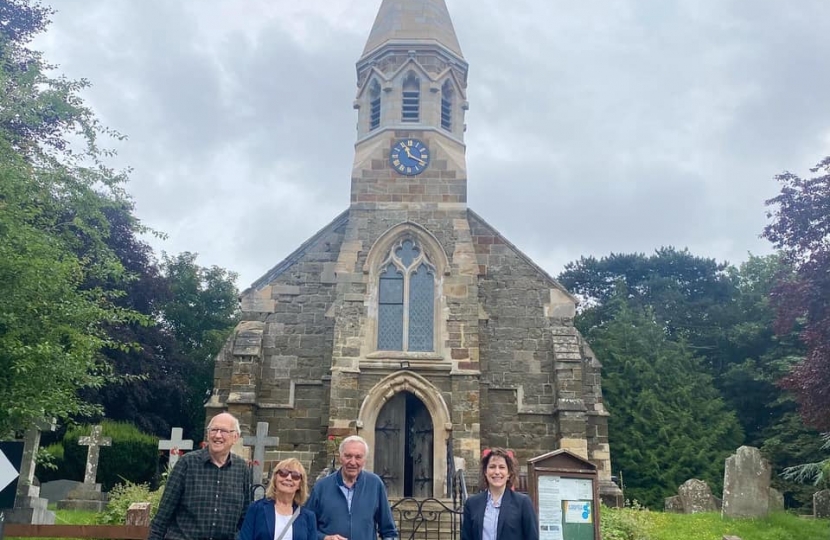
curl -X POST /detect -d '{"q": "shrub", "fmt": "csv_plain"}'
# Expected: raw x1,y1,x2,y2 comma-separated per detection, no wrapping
58,421,159,490
97,481,164,525
600,503,653,540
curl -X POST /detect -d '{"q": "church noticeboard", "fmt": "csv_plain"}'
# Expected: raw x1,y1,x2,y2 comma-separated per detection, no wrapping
528,449,600,540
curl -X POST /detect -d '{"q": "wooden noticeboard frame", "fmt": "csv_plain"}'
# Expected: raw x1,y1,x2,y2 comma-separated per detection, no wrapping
527,449,601,540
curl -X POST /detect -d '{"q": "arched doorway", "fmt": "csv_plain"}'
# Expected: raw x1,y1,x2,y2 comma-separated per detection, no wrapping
374,391,434,497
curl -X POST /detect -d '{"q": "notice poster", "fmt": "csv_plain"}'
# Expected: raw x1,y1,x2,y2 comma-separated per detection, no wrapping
538,475,563,540
564,500,592,523
537,476,594,540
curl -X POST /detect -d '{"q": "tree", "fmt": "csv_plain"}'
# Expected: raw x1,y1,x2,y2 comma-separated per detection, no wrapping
159,252,238,437
558,247,735,372
763,156,830,431
585,293,743,508
0,0,142,436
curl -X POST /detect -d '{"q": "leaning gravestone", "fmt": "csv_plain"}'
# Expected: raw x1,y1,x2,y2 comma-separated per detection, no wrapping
814,489,830,519
4,420,56,524
722,446,771,518
56,425,111,511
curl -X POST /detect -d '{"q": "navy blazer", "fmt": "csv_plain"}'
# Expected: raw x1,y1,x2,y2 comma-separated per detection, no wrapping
461,489,539,540
239,498,317,540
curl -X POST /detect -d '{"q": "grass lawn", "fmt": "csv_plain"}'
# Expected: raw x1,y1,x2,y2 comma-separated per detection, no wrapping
603,507,830,540
649,511,829,540
52,508,99,525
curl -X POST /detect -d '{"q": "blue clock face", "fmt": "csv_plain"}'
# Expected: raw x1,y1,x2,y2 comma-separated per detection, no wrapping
390,139,430,175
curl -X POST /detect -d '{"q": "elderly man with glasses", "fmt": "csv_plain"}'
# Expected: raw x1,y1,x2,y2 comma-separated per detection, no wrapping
149,412,252,540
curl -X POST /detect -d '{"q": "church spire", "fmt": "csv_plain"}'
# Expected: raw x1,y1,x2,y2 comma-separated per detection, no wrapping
362,0,464,60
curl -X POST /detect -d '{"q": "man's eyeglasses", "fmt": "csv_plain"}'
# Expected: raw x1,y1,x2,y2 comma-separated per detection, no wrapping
207,427,237,436
275,468,302,481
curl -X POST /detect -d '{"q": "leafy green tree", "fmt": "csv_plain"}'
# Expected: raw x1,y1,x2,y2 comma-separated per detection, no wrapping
586,294,743,508
0,0,143,436
160,252,238,437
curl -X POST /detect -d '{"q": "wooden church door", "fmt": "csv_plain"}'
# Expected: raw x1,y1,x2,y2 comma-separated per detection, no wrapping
374,391,434,498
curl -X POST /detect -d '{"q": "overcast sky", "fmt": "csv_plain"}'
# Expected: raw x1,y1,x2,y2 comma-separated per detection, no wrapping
36,0,830,289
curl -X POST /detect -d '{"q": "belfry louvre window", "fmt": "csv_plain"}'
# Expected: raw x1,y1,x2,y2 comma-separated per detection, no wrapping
377,239,435,351
402,74,420,123
369,80,381,130
441,81,453,130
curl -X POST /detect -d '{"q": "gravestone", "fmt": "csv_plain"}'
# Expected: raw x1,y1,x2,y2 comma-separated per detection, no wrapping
769,487,784,512
126,502,151,526
664,495,684,513
57,425,111,511
722,446,771,518
4,420,56,524
814,489,830,519
158,427,193,469
678,479,717,513
242,422,278,486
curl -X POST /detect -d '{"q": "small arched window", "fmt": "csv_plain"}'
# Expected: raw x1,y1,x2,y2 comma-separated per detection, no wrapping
369,80,381,130
402,73,420,123
377,238,435,351
441,81,453,131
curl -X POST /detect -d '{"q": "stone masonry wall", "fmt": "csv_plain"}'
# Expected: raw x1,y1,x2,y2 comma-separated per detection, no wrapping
209,217,347,477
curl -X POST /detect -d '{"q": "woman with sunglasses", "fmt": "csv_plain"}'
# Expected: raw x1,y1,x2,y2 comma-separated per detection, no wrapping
240,458,317,540
461,448,538,540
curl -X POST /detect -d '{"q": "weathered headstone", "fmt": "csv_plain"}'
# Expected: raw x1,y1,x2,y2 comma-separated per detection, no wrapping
664,495,684,513
769,487,784,512
242,422,278,486
814,489,830,519
126,502,151,526
158,427,193,469
723,536,742,540
4,419,56,524
722,446,771,518
56,425,112,511
678,478,717,513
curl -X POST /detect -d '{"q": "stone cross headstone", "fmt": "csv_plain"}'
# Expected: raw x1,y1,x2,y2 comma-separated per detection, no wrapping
722,446,771,518
243,422,278,486
4,419,56,524
158,427,194,469
814,489,830,518
79,425,112,486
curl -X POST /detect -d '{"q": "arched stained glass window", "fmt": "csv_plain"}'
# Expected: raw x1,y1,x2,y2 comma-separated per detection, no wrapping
376,239,435,352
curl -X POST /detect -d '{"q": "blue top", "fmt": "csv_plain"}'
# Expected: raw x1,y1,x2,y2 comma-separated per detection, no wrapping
239,498,317,540
305,470,398,540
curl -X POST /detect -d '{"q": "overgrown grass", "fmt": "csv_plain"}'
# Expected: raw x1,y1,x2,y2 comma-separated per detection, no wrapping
53,508,98,524
602,506,829,540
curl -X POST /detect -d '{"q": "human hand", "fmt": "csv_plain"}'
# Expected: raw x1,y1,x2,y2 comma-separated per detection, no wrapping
323,536,347,540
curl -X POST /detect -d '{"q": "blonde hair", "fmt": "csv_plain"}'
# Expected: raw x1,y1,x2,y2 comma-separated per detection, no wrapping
265,458,309,504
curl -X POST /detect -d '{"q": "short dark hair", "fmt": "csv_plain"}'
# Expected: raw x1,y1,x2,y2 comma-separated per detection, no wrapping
479,447,518,490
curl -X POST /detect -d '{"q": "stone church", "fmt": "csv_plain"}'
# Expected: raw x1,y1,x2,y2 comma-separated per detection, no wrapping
209,0,620,503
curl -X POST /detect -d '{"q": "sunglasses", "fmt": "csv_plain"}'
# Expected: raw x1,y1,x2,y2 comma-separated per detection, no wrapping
275,468,302,481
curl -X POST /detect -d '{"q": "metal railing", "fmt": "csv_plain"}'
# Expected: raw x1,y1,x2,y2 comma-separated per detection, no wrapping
391,497,463,540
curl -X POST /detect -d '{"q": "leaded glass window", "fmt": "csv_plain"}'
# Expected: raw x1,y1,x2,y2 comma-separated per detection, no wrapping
376,239,435,352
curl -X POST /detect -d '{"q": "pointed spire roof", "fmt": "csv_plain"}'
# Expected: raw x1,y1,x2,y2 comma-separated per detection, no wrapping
362,0,463,59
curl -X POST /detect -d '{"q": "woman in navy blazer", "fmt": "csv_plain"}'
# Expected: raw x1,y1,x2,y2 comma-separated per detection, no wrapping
461,448,539,540
240,458,317,540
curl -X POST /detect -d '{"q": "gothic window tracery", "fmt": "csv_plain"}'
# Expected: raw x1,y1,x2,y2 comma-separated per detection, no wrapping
377,238,435,351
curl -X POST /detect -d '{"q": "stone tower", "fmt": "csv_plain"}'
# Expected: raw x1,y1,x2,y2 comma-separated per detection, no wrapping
209,0,621,503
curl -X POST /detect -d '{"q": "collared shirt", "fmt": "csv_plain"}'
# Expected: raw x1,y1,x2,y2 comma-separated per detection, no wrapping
482,491,501,540
149,448,252,540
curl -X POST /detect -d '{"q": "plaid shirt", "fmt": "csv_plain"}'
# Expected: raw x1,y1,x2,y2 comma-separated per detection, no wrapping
149,448,252,540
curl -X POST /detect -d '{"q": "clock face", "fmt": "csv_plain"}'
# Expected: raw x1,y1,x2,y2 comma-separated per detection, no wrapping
390,139,430,176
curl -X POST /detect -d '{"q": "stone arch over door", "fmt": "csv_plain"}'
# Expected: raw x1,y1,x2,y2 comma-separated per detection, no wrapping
358,371,451,498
